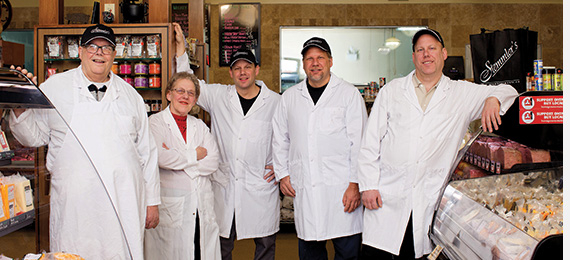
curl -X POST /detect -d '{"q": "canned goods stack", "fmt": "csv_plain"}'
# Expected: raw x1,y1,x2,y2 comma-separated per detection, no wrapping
119,61,134,87
134,62,149,88
533,59,543,91
529,60,562,92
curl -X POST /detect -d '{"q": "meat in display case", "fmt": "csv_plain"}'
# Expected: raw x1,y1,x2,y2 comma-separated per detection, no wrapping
430,91,563,260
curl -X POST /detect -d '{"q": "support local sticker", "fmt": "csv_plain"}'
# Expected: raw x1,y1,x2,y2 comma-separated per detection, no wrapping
519,96,563,124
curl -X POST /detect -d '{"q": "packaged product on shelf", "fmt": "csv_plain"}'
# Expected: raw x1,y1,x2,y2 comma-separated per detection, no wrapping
130,36,145,58
0,185,6,221
149,61,161,75
66,37,80,59
554,68,563,91
115,35,131,58
0,131,9,152
119,61,132,75
2,174,34,213
146,34,161,58
134,62,148,75
134,75,148,88
0,181,18,219
46,36,64,59
111,62,119,75
122,75,133,86
149,75,160,88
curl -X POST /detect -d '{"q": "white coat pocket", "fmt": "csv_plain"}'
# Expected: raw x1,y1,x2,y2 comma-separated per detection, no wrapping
245,167,276,192
377,163,406,199
158,196,185,228
321,154,350,186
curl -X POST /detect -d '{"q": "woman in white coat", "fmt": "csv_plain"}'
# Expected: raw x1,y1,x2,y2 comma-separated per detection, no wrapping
144,72,221,260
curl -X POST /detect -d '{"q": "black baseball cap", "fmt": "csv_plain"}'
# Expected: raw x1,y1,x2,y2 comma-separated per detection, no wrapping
80,24,116,46
301,37,332,56
412,28,444,51
229,48,258,67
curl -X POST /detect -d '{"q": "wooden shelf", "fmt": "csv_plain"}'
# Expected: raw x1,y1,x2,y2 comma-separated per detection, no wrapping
36,23,174,106
0,210,35,237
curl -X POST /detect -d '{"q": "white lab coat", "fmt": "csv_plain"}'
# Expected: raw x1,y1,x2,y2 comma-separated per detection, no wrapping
144,108,221,260
10,67,160,260
357,71,518,257
176,54,281,240
272,73,367,241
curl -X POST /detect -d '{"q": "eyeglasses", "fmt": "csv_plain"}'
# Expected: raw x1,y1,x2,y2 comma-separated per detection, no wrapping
83,44,115,55
172,88,196,97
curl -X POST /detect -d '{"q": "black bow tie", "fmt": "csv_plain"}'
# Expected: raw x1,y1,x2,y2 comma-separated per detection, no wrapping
88,84,107,93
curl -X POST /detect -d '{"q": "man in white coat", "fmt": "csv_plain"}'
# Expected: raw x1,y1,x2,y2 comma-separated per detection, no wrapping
358,28,518,259
173,23,281,260
272,37,367,260
9,24,160,259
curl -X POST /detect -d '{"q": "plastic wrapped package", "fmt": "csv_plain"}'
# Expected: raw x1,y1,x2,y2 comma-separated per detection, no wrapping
46,36,64,59
23,252,84,260
129,36,145,58
146,34,161,58
66,37,80,59
115,35,131,58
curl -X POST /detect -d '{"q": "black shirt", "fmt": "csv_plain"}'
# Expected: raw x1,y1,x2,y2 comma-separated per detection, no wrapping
238,85,261,116
307,79,328,105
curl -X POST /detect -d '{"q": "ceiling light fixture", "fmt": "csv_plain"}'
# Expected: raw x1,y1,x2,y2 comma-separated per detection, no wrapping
385,36,401,50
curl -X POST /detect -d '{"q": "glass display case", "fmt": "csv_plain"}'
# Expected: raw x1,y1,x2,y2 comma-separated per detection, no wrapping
432,166,562,259
430,91,563,260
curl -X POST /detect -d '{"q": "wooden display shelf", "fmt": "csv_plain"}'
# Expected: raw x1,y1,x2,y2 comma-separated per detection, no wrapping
35,23,174,106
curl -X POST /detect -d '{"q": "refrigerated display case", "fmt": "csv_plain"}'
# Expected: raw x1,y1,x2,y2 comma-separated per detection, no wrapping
430,91,563,260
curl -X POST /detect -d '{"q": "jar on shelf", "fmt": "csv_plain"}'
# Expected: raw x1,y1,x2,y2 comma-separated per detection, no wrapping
111,62,119,75
134,61,149,75
149,61,161,75
120,61,132,75
134,75,148,88
149,75,161,88
122,75,134,86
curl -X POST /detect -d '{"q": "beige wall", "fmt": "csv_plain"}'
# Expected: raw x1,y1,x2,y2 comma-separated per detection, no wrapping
208,3,563,92
9,3,562,93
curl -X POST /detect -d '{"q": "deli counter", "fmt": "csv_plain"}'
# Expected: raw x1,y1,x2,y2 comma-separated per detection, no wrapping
429,91,563,260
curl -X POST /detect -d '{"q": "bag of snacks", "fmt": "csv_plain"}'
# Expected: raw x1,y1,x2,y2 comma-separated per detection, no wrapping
129,35,145,58
146,34,161,58
115,35,131,58
46,36,64,59
66,37,80,59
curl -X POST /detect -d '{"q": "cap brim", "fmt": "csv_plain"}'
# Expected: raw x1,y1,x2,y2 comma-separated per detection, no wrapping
302,44,330,55
84,36,116,46
230,57,256,67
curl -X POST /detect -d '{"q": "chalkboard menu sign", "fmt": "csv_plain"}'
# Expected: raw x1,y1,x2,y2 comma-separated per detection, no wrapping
219,3,260,66
172,4,189,37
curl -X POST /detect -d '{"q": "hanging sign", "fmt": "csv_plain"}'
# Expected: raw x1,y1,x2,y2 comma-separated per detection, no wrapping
219,3,260,66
